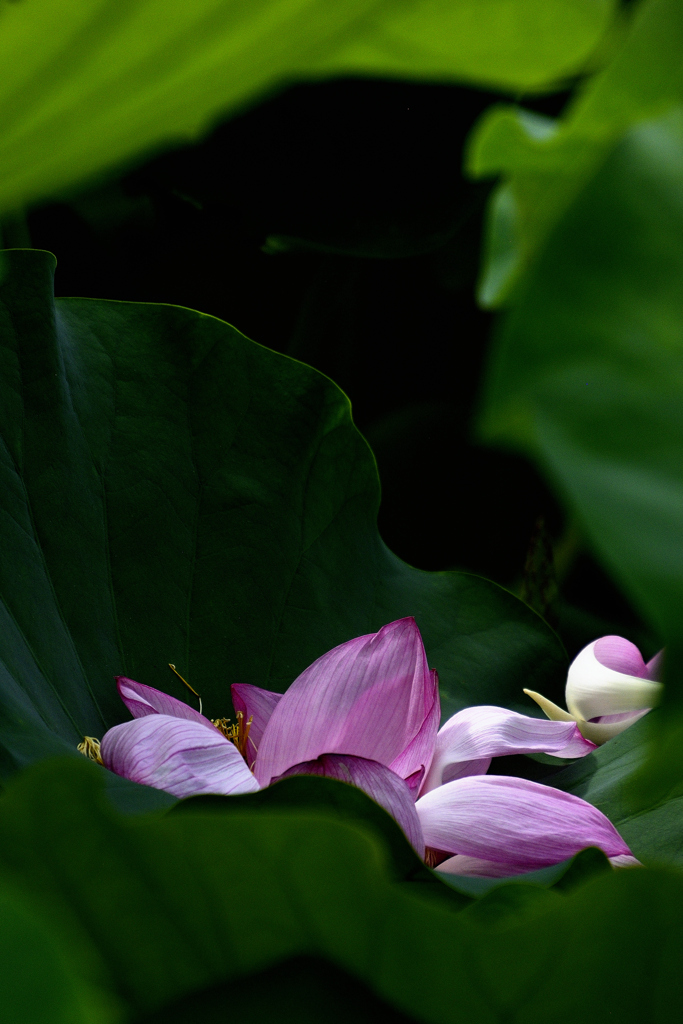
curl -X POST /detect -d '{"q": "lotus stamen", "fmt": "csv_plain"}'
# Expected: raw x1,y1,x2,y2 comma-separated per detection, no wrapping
78,736,103,765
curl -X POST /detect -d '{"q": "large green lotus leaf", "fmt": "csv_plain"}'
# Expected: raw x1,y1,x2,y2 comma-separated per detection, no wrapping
0,247,565,780
0,0,617,219
3,757,683,1023
468,0,683,305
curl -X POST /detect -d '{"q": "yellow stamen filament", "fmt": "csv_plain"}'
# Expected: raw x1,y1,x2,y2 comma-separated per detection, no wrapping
211,711,254,763
78,736,103,765
169,663,203,715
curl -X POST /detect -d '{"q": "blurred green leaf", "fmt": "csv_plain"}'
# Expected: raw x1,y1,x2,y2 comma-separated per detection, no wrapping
3,757,683,1023
0,758,485,1021
0,0,617,218
138,955,419,1024
0,882,115,1024
480,110,683,647
479,107,683,817
469,0,683,304
0,247,564,785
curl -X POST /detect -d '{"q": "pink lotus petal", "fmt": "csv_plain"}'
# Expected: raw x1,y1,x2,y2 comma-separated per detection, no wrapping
101,715,259,799
116,676,214,730
254,618,432,787
436,855,527,878
388,669,440,785
416,774,631,870
275,753,424,858
420,706,593,795
404,766,426,796
437,852,642,877
231,683,283,768
566,639,663,720
593,636,649,677
440,758,492,784
609,854,642,868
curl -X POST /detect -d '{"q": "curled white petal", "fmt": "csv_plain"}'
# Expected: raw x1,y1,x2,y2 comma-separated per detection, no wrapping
566,639,662,721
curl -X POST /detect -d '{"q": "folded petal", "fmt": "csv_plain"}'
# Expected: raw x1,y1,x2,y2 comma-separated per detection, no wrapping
254,618,432,786
275,753,424,858
231,683,282,768
116,676,214,729
436,855,525,878
437,851,642,877
420,706,593,795
388,669,440,785
646,649,664,681
566,639,663,720
101,715,259,799
416,774,631,870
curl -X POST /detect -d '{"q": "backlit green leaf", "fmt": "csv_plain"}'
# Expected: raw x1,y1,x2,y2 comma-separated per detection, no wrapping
469,0,683,305
0,0,616,218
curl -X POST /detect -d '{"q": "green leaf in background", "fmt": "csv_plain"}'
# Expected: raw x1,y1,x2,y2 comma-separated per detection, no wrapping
0,247,565,784
2,756,683,1023
478,108,683,815
480,110,683,646
0,0,617,219
468,0,683,305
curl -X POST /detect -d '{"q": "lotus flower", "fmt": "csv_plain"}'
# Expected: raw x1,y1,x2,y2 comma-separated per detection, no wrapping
96,618,636,876
524,635,663,745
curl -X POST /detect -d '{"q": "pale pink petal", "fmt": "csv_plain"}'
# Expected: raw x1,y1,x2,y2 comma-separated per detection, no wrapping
440,758,492,784
101,715,259,799
609,855,642,868
388,669,440,785
593,636,649,677
566,639,663,720
231,683,283,768
254,618,432,786
416,774,631,870
275,753,424,858
437,852,642,877
116,676,214,729
577,709,650,744
436,855,525,878
404,766,426,796
646,650,664,681
420,706,593,795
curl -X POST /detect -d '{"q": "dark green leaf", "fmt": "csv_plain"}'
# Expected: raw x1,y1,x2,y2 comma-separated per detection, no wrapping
0,883,112,1024
0,247,565,785
550,712,683,867
3,757,683,1023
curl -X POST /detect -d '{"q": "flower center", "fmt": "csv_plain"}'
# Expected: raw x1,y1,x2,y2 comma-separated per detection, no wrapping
211,711,253,762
